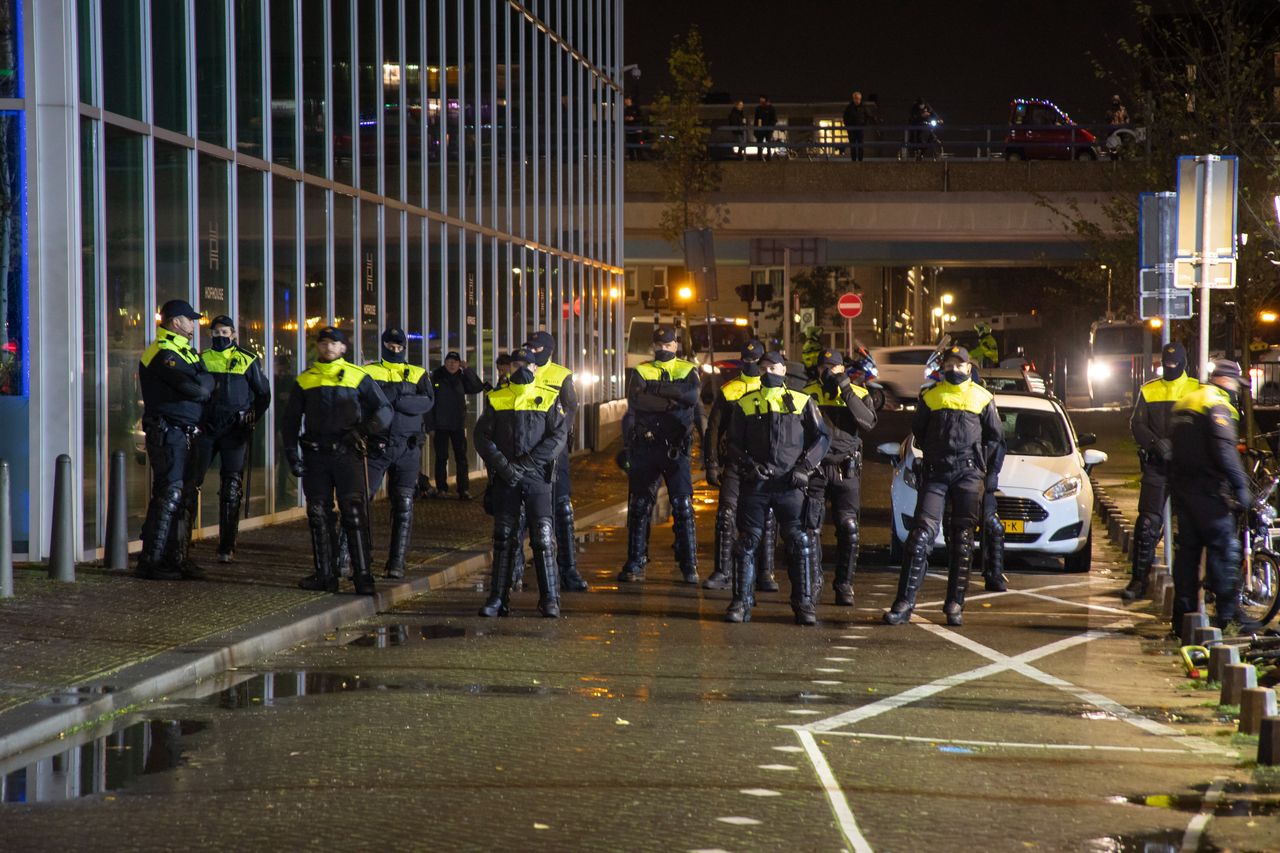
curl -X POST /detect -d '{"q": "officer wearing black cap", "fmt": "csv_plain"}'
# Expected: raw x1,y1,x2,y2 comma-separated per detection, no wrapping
475,347,569,618
280,326,392,595
703,338,781,593
723,351,831,625
363,328,435,580
1124,341,1199,602
137,299,214,580
428,350,485,499
885,345,1003,627
186,315,272,564
1169,359,1249,630
618,325,701,583
803,349,877,606
523,330,589,592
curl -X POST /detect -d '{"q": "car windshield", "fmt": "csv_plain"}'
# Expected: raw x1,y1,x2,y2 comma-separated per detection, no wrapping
690,323,752,353
1093,326,1157,356
628,321,655,355
887,349,934,365
982,375,1027,393
1001,406,1070,457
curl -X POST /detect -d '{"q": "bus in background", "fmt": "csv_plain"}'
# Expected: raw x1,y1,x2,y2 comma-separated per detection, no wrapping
1087,320,1161,407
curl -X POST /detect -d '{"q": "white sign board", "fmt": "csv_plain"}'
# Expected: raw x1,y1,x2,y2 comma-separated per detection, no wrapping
799,307,816,329
1173,256,1236,290
1175,155,1238,260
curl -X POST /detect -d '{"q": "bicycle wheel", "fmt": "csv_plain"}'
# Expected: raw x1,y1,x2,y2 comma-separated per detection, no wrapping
1240,549,1280,627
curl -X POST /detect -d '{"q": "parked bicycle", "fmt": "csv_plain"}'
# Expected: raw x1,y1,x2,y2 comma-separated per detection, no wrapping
1238,444,1280,628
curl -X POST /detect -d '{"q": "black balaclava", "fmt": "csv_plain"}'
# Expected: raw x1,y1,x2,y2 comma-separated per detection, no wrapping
211,335,234,352
761,370,786,388
381,328,408,363
1161,342,1187,382
943,367,968,385
524,331,555,367
653,327,677,361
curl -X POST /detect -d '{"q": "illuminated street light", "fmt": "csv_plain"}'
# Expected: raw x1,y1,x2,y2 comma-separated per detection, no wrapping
1261,311,1279,324
1149,317,1163,329
608,286,620,300
676,284,694,302
931,306,943,317
941,293,954,306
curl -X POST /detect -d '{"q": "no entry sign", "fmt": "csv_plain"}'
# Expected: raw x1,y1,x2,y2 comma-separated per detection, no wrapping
837,292,863,319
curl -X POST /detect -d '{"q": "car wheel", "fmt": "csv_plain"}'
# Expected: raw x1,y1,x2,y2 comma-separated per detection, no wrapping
1063,526,1093,572
1005,149,1024,161
889,525,903,565
1074,147,1098,161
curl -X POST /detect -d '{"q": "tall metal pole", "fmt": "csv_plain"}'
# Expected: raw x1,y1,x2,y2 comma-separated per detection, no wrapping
1196,155,1216,382
782,247,791,356
1159,193,1174,571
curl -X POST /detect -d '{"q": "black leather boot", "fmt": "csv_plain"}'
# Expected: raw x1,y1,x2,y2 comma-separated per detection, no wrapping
944,526,976,627
298,501,340,592
789,531,818,626
1121,514,1157,602
138,484,186,581
725,539,757,623
217,474,242,563
982,513,1007,592
509,508,527,591
531,517,561,617
344,503,376,596
833,514,859,606
884,530,931,624
383,494,414,579
756,508,780,592
480,521,517,617
333,523,352,579
617,494,652,582
671,495,699,584
170,499,206,580
555,498,588,591
704,510,735,589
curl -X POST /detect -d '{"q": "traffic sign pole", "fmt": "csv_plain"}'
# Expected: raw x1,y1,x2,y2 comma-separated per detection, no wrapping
1197,155,1215,382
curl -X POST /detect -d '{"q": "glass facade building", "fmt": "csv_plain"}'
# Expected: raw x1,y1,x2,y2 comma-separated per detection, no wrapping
8,0,624,559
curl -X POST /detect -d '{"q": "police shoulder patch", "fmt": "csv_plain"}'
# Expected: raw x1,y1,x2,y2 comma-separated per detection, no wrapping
163,355,178,367
1214,415,1229,427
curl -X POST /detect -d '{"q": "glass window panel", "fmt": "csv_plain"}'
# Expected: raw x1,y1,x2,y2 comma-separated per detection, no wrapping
77,0,94,104
301,2,326,175
383,0,401,200
197,155,230,323
357,1,378,191
333,193,354,332
385,211,401,330
303,185,328,333
272,176,298,510
404,0,422,207
235,0,264,156
427,220,443,364
407,214,423,364
0,111,25,546
330,0,353,185
359,200,379,359
80,118,99,547
151,0,187,132
270,0,296,166
103,126,147,533
102,0,143,119
236,167,268,518
194,0,228,145
153,141,190,312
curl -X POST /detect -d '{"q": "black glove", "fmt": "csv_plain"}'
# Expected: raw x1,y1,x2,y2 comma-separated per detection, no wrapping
706,466,721,488
789,466,811,489
287,454,306,478
615,449,631,472
1153,438,1173,463
501,461,526,486
366,436,388,458
751,462,773,482
514,453,535,469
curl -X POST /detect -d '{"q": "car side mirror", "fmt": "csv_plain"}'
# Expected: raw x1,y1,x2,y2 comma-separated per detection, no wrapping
1082,449,1108,474
1077,433,1097,447
875,441,901,465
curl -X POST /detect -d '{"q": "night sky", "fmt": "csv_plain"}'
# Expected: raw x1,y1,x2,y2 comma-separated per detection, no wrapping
624,0,1132,126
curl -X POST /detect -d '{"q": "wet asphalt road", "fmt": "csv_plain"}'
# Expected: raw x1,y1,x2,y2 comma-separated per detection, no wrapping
3,411,1279,851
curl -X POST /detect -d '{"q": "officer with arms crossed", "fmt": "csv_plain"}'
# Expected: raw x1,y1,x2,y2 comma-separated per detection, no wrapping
523,330,590,592
363,328,435,579
1169,360,1250,630
723,351,830,625
1124,342,1199,602
138,300,214,580
885,345,1003,627
618,326,701,584
703,339,780,594
280,326,392,595
803,350,877,606
475,348,570,618
190,316,271,564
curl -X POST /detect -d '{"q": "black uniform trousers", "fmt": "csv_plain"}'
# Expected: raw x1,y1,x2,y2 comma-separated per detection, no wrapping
189,428,249,505
369,435,424,499
846,129,864,161
738,478,806,546
433,428,470,493
141,423,200,561
909,464,985,544
628,442,693,501
805,459,862,532
1171,490,1241,628
302,446,369,525
492,478,554,528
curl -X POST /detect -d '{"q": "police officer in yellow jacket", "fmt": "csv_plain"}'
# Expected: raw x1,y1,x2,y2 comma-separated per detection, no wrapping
723,351,831,625
189,316,271,564
971,322,999,368
703,339,780,593
363,328,435,580
280,327,392,595
137,300,214,580
1169,360,1250,630
803,350,877,606
523,330,590,592
885,346,1003,627
1124,342,1199,601
474,348,570,618
619,326,701,584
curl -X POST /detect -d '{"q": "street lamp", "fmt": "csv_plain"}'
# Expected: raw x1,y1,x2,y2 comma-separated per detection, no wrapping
1261,311,1278,324
676,284,694,303
608,285,620,300
941,293,954,306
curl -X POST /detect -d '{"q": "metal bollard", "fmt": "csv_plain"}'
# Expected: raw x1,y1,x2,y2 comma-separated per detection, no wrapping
1220,663,1258,707
105,450,129,571
1239,688,1278,736
1207,644,1240,684
1260,717,1280,766
1180,611,1208,646
1192,626,1222,647
48,454,74,582
0,460,11,598
1160,583,1175,618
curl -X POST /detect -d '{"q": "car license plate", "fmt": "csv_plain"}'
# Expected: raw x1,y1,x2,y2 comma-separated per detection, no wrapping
1001,519,1025,534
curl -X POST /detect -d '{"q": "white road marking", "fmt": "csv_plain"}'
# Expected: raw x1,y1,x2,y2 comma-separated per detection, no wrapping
740,788,782,797
787,709,821,716
812,680,843,685
832,646,858,650
1181,777,1226,851
715,816,762,826
757,764,799,771
689,848,733,853
771,745,804,753
819,730,1191,754
916,578,1093,610
824,657,853,662
795,728,875,853
1016,588,1155,620
814,667,843,673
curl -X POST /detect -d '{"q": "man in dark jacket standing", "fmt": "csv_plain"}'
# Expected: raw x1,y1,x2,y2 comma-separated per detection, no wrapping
885,346,1004,627
190,315,272,564
1124,342,1199,601
364,328,435,579
753,95,778,161
842,91,868,161
724,351,831,625
137,299,214,580
474,348,570,618
429,351,484,499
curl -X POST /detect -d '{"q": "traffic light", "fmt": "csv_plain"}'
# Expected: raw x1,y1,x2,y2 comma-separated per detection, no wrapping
735,283,774,304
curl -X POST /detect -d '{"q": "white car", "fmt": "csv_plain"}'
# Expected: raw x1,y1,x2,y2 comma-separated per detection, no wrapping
878,391,1107,571
867,346,938,405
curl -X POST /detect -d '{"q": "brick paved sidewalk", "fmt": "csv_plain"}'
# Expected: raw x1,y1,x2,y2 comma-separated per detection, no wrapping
0,446,628,720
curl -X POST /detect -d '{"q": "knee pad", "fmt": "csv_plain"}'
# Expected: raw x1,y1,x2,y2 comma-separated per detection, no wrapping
392,494,414,521
670,494,694,522
159,483,184,512
340,499,367,530
222,475,243,504
835,514,859,542
492,516,519,548
530,517,555,549
787,529,814,559
305,501,330,527
905,527,933,559
629,493,655,518
734,531,762,557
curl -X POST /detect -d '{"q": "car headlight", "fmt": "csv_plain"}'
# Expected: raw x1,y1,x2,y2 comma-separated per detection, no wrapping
700,363,720,374
1087,360,1111,381
1043,476,1081,501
